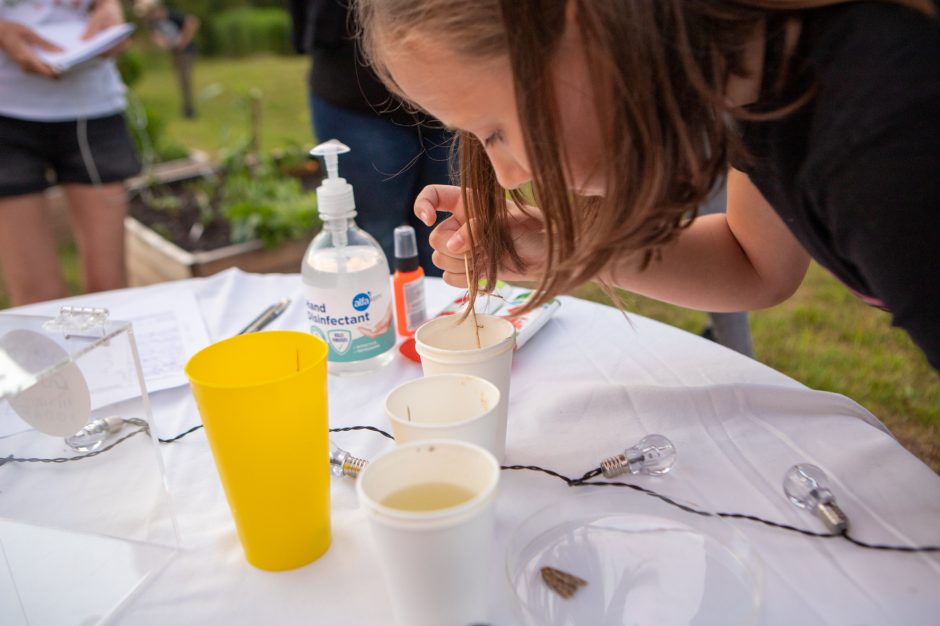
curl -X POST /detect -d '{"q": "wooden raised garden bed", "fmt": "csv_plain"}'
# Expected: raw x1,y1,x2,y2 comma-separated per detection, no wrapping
124,153,320,286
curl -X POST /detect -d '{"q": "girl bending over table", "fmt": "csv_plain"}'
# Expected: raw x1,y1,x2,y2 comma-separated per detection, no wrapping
355,0,940,370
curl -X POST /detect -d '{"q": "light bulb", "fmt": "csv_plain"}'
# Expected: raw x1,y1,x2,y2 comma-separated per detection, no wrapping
329,440,367,479
65,416,126,452
783,464,848,533
600,434,676,478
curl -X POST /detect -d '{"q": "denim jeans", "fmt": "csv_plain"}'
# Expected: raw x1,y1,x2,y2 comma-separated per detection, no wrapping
310,93,453,277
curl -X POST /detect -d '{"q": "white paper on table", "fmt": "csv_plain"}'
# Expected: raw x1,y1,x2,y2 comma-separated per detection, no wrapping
8,289,210,407
33,22,135,74
1,289,209,436
93,290,210,404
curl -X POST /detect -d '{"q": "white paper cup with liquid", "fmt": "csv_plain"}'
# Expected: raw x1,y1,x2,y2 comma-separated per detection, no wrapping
385,374,502,458
414,314,515,461
356,440,500,626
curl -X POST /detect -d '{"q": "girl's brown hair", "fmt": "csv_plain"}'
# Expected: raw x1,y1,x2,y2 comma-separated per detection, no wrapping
357,0,934,309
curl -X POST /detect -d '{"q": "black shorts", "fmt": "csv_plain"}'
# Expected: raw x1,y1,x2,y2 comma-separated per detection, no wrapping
0,113,141,198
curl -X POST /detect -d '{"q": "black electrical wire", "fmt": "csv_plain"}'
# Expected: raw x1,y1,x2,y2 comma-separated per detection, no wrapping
501,464,940,552
840,531,940,552
6,420,938,553
0,424,150,465
2,422,395,464
329,425,395,439
576,477,843,539
158,424,204,443
499,464,599,485
158,423,397,444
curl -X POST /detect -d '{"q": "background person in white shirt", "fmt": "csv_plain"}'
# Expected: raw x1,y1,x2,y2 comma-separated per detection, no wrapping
0,0,138,306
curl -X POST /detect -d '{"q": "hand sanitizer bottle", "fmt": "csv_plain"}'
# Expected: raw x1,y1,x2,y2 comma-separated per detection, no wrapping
302,140,394,374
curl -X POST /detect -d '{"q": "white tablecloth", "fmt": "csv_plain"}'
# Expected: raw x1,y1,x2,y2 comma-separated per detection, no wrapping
17,269,940,625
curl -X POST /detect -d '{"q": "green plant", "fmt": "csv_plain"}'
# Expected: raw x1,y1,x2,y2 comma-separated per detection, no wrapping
185,178,218,225
209,7,292,57
219,151,319,248
125,93,190,164
117,48,144,88
147,192,184,213
151,223,173,241
118,48,190,164
165,0,285,55
137,142,318,250
271,142,319,177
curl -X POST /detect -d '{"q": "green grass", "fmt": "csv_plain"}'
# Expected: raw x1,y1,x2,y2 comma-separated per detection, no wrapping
131,49,311,158
3,52,936,473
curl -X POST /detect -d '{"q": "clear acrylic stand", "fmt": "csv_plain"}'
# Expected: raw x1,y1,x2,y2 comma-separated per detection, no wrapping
0,310,178,626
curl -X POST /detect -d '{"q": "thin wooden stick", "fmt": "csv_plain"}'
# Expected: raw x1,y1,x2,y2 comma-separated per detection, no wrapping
463,253,482,349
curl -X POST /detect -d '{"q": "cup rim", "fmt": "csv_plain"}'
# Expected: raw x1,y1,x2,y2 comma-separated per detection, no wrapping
414,314,516,359
385,374,501,431
356,439,501,524
185,330,328,390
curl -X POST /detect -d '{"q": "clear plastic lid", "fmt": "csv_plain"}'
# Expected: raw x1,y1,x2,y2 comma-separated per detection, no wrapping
506,488,763,625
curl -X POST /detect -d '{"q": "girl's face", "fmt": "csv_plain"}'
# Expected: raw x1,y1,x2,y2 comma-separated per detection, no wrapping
384,27,605,195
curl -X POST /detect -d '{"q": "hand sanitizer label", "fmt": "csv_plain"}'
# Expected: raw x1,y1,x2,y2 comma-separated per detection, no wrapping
304,283,395,362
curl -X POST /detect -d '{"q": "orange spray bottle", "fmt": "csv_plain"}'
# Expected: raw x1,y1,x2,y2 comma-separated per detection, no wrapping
393,225,427,338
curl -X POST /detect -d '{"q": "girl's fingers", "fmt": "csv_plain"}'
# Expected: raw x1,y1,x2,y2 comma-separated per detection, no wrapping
414,184,464,226
428,214,461,252
442,270,468,289
431,249,466,276
414,196,438,227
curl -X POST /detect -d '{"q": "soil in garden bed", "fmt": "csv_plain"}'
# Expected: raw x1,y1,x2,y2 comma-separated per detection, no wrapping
129,179,234,253
128,168,322,253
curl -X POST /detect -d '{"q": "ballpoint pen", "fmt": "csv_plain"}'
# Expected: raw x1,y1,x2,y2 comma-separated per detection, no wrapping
238,298,291,335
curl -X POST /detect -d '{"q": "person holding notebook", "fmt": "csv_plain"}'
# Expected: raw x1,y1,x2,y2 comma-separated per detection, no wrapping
0,0,139,306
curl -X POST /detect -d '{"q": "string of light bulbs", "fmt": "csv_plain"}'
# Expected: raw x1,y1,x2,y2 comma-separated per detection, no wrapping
331,427,940,554
4,418,938,553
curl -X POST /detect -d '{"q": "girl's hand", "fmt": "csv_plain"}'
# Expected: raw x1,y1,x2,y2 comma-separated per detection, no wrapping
82,0,130,58
0,20,61,78
414,184,548,288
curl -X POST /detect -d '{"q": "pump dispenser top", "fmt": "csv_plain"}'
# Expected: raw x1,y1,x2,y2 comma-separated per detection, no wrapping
311,139,356,219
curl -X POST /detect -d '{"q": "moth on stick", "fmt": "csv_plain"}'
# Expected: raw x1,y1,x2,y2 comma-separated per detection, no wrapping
541,566,587,599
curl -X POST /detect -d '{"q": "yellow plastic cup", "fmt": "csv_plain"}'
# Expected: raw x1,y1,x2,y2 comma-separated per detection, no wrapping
185,330,331,571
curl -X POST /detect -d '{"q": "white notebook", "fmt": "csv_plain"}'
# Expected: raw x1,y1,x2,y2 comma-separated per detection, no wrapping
33,21,135,74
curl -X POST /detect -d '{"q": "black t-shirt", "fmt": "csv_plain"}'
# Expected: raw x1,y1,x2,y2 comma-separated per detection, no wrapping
289,0,432,127
735,1,940,370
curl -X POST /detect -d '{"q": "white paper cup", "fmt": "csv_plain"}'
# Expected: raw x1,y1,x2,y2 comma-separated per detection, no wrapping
386,374,503,459
357,440,500,626
414,314,515,461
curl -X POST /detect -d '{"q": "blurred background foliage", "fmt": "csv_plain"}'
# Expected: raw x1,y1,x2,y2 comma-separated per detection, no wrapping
166,1,291,57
